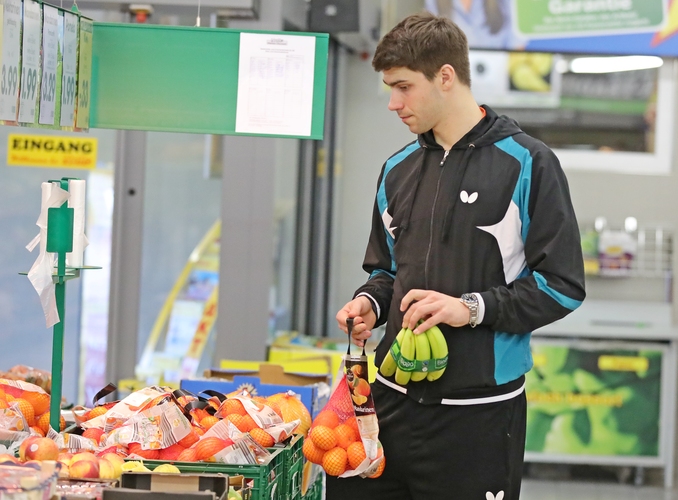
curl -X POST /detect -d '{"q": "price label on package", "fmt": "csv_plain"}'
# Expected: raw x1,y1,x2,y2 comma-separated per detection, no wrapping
18,0,42,123
39,5,59,125
0,0,22,121
60,11,77,127
75,17,92,130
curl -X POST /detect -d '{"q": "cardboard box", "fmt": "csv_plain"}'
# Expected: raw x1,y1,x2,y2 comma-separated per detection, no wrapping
180,363,330,418
104,472,229,500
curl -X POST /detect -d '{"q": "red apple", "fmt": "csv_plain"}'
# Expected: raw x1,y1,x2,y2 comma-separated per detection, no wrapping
69,459,100,479
98,458,118,479
19,436,40,462
24,437,59,461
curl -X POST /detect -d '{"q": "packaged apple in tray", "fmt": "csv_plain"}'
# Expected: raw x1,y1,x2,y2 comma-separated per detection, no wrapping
0,460,60,500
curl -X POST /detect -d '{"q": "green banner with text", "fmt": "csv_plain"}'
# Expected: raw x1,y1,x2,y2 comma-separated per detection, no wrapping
514,0,666,37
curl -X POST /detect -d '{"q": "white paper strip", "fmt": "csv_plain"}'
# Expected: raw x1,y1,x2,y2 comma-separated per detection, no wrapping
26,182,70,328
66,179,88,268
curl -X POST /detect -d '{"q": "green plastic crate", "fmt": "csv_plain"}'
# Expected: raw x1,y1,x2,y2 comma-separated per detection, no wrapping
302,472,323,500
137,446,284,500
275,435,303,500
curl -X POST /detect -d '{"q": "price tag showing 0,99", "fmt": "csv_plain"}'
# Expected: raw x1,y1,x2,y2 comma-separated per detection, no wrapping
75,17,93,130
60,11,78,127
39,5,59,125
18,0,42,124
0,0,23,121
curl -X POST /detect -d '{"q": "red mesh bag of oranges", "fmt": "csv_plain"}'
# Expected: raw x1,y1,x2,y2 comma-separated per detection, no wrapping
303,350,385,479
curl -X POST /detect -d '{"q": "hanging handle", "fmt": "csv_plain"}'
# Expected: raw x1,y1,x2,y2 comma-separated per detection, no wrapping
345,317,367,357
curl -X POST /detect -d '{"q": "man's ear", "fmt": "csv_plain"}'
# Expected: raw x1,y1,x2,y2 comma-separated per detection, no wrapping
439,64,456,89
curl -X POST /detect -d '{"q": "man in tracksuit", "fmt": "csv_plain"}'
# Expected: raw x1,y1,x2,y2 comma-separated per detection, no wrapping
330,12,585,500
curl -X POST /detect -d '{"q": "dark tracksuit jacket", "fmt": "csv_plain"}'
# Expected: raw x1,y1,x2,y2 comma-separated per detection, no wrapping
355,105,586,404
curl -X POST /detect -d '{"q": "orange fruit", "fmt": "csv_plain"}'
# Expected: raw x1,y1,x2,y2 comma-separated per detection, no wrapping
128,442,160,460
190,408,211,423
367,457,386,478
0,400,8,410
178,430,200,448
345,416,360,436
347,441,366,469
302,435,326,465
194,426,205,436
249,428,274,448
158,443,185,461
334,424,357,450
241,415,258,432
313,411,339,429
82,428,104,444
36,412,66,434
22,392,50,417
5,395,15,403
14,399,35,426
0,388,5,401
322,447,348,476
310,426,337,451
87,406,108,420
200,416,220,430
195,437,228,461
177,447,198,462
226,414,247,432
221,399,247,416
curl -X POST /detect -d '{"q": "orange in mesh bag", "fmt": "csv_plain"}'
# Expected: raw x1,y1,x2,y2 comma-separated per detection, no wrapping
304,334,385,479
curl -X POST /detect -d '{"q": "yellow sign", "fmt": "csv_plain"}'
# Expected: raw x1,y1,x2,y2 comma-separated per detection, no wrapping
598,355,649,373
7,134,97,169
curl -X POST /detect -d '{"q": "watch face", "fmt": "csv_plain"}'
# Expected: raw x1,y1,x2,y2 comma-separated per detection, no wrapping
461,293,477,303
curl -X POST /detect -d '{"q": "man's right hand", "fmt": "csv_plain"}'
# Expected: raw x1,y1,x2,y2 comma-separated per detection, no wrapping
336,296,377,347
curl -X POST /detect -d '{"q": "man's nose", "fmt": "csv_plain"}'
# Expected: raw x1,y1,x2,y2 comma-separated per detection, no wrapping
388,93,402,111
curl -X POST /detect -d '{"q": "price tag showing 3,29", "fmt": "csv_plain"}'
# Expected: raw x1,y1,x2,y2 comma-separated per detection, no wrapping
0,0,22,121
39,5,59,125
18,0,42,123
75,17,93,130
60,11,78,127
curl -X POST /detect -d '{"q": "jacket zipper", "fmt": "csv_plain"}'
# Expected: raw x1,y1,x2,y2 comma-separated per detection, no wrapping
424,149,449,289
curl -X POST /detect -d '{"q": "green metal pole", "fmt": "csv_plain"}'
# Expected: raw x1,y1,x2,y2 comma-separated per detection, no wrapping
50,272,65,432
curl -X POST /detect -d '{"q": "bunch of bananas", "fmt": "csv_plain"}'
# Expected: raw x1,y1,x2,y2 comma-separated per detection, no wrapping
379,326,448,385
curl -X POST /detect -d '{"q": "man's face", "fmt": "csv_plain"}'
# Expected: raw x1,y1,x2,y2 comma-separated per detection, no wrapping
383,67,443,135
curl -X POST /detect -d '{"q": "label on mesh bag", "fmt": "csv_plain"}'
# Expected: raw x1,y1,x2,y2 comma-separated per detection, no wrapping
340,356,383,478
103,403,190,450
0,378,48,395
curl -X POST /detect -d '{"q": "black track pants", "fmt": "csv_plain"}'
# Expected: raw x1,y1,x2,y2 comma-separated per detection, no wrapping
326,380,527,500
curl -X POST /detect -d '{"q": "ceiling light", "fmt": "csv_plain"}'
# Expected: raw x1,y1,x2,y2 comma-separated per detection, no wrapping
569,55,663,74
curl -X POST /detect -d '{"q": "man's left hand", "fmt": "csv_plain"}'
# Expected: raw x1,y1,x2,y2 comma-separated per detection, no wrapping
400,289,471,333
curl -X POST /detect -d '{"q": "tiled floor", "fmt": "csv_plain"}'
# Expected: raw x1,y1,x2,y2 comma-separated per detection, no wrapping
521,480,678,499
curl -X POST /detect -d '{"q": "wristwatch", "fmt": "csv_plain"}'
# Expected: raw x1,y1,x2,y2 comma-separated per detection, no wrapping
459,293,479,328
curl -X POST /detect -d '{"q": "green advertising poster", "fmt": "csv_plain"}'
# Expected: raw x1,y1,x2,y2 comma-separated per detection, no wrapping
514,0,666,37
526,340,662,457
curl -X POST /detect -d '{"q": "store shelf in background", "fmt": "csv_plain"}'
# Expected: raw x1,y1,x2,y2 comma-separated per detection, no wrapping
581,225,673,279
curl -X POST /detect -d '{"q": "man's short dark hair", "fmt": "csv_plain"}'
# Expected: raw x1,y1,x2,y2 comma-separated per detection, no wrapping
372,12,471,87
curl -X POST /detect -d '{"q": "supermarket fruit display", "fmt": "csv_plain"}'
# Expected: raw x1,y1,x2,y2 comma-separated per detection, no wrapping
379,325,449,383
0,376,316,493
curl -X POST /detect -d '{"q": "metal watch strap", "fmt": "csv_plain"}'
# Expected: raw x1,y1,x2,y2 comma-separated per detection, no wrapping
460,293,479,328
